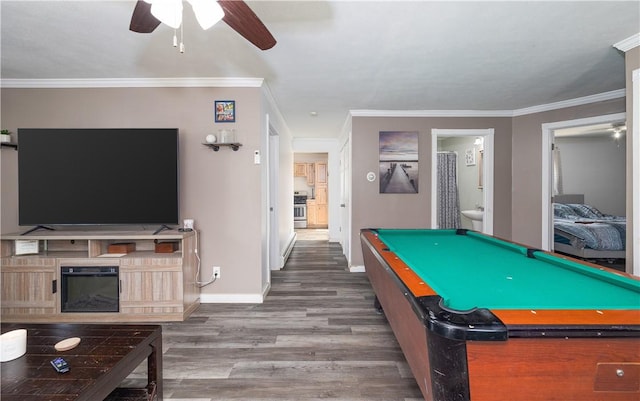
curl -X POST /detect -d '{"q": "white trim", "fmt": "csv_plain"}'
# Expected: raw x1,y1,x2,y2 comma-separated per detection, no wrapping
511,89,626,116
614,33,640,53
431,129,494,235
350,109,513,118
349,265,365,273
280,231,296,269
0,77,264,88
632,69,640,276
540,112,627,251
351,90,625,119
200,293,264,303
2,77,624,119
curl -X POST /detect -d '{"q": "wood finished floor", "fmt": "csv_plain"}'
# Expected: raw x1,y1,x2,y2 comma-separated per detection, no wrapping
124,239,423,401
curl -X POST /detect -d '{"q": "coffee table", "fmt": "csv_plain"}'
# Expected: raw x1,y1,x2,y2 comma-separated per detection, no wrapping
1,323,162,401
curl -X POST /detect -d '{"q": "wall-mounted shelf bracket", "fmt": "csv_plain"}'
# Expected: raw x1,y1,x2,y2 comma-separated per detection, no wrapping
1,143,18,150
203,143,242,152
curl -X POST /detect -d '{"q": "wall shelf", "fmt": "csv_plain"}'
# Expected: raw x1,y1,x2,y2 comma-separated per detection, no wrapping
203,143,242,152
1,143,18,150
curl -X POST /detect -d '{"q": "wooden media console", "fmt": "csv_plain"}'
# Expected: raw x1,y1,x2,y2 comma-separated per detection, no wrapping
0,229,200,323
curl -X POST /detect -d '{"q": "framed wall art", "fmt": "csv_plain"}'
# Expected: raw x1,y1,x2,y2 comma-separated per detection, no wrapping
215,100,236,123
379,131,419,194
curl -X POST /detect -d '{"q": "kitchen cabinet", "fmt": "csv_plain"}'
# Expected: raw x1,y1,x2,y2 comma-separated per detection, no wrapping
294,163,307,177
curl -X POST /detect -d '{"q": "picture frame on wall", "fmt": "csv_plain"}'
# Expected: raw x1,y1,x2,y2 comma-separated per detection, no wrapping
215,100,236,123
378,131,419,194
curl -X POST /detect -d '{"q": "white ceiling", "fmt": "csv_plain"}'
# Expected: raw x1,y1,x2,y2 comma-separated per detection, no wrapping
1,1,639,139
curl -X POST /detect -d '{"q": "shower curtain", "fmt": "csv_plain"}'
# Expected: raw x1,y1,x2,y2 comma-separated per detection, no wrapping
437,152,461,229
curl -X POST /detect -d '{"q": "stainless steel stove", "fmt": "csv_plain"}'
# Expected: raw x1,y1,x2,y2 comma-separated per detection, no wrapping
294,191,308,228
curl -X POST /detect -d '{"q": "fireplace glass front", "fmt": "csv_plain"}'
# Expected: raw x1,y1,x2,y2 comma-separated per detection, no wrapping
61,266,119,313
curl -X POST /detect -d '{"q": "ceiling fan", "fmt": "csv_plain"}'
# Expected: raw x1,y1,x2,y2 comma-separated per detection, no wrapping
129,0,276,51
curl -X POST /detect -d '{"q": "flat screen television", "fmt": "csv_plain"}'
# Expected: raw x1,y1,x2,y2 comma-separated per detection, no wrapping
18,128,179,229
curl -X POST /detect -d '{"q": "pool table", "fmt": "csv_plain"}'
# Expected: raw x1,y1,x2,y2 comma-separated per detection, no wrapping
361,228,640,401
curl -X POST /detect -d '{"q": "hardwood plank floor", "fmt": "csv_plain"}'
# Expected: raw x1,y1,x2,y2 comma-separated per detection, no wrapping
124,240,423,400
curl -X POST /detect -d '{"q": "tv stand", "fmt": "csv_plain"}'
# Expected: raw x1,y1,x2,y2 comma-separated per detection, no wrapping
21,225,55,235
1,229,199,323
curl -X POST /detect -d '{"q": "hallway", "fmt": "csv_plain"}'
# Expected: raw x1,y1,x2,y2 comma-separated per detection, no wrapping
131,240,423,400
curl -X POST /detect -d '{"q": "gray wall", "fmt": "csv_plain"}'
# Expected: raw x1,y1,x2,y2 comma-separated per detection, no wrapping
554,135,626,216
1,86,295,300
350,116,513,267
511,98,626,248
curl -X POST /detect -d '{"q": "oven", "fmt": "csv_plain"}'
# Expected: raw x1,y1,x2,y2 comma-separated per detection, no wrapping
294,191,308,228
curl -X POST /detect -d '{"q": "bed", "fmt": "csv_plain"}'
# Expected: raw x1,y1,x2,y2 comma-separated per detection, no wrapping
553,194,626,260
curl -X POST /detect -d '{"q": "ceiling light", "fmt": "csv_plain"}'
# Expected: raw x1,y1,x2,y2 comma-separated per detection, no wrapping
147,0,183,29
187,0,224,30
144,0,224,30
143,0,225,53
612,129,622,139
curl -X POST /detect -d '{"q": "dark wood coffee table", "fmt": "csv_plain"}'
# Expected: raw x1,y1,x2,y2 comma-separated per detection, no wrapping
1,323,162,401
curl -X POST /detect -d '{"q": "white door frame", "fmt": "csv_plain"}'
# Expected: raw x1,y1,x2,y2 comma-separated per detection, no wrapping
339,136,351,264
540,112,626,251
431,129,494,235
633,68,640,276
268,126,280,270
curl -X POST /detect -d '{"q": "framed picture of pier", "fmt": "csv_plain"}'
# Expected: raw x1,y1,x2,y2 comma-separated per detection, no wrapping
379,131,419,194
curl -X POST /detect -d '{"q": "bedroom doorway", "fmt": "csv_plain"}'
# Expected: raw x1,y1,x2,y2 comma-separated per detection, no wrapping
541,113,627,271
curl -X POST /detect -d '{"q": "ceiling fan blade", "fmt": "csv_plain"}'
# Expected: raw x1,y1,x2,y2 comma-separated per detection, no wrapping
130,0,162,33
218,0,276,50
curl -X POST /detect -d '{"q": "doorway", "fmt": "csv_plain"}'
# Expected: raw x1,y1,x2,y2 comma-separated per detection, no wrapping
541,113,627,271
294,152,329,241
431,129,494,234
541,113,626,252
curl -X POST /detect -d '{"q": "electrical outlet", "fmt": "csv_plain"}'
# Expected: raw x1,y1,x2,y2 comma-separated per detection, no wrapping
213,266,221,279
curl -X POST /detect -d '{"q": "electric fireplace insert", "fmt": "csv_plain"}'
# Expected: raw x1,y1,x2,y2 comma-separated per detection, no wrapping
61,266,119,313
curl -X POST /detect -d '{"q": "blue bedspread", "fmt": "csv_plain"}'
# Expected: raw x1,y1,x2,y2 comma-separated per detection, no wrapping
553,203,626,251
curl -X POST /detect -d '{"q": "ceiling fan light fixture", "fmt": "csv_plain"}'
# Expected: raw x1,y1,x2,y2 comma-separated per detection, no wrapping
187,0,225,30
149,0,183,29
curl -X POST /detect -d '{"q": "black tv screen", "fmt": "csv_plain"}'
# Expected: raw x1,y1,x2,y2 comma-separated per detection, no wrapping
18,128,179,227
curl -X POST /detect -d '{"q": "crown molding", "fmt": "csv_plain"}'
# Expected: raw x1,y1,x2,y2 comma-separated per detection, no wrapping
350,109,513,118
350,89,625,118
1,78,625,118
0,77,264,88
614,33,640,52
511,89,625,116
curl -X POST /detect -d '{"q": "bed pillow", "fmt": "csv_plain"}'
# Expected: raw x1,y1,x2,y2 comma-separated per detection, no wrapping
553,203,579,219
567,204,605,219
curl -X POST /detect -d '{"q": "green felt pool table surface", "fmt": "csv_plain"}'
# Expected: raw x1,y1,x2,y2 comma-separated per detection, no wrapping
374,229,640,312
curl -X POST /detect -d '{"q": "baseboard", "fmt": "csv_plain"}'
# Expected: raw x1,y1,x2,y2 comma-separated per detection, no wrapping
282,231,296,266
350,264,365,273
200,293,264,304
